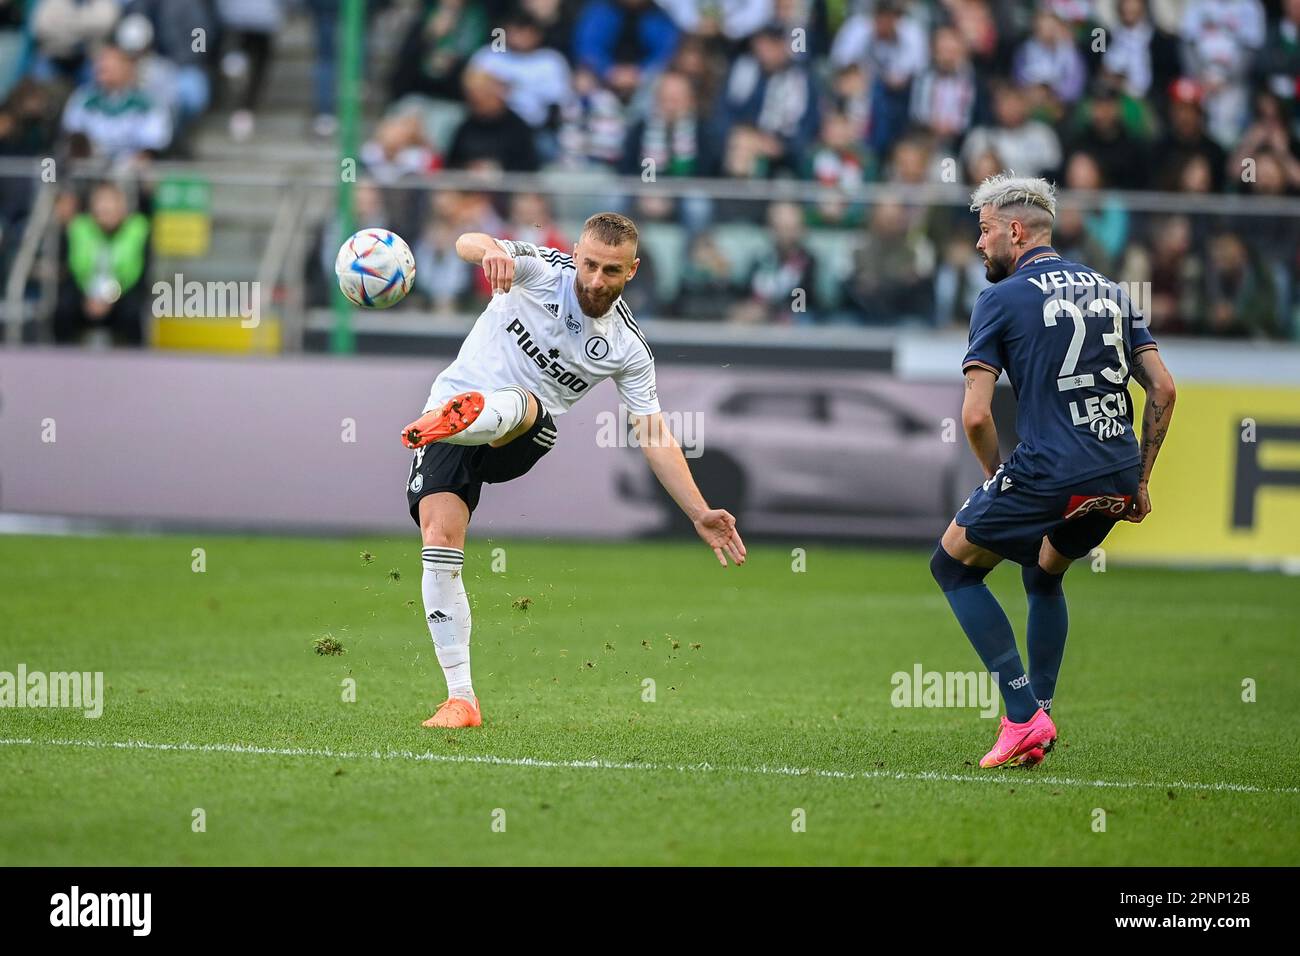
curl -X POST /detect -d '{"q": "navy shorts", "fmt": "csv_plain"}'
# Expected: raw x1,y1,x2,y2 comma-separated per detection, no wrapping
406,399,557,523
955,464,1141,567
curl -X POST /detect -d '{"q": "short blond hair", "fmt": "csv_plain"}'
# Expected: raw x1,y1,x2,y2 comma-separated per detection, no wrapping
581,211,639,250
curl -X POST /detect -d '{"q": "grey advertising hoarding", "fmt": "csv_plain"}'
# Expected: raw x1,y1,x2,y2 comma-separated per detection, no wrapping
0,349,975,541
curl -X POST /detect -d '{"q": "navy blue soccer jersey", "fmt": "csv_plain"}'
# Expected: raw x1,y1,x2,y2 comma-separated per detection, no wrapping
962,246,1158,489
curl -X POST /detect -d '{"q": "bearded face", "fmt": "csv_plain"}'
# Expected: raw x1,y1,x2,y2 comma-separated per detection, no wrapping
573,235,638,317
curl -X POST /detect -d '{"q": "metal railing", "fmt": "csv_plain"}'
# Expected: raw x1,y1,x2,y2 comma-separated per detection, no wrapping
255,183,312,349
3,180,55,345
4,159,1300,348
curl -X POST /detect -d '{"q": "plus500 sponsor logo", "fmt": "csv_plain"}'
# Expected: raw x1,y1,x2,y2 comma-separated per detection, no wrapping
507,318,590,394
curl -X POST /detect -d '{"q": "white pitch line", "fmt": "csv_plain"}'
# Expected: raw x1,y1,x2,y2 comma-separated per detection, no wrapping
3,737,1298,796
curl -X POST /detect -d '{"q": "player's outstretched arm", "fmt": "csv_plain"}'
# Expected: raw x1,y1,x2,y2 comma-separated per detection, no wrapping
631,413,747,567
962,368,1001,478
1126,349,1177,523
454,233,515,292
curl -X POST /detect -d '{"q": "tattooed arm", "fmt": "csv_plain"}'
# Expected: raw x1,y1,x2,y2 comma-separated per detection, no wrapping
1126,349,1177,523
962,368,1001,479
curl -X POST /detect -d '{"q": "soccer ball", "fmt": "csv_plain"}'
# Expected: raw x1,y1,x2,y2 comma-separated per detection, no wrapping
335,228,416,308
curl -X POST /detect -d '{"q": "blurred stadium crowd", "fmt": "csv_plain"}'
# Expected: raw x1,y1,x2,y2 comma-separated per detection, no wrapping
1,0,1298,343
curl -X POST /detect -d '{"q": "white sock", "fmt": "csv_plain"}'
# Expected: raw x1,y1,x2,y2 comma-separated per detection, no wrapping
421,546,474,702
442,386,529,446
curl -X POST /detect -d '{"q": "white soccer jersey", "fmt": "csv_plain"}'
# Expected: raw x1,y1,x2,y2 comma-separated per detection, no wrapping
423,239,659,418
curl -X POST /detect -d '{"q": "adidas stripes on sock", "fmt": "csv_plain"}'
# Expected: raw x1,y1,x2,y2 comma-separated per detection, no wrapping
421,546,474,702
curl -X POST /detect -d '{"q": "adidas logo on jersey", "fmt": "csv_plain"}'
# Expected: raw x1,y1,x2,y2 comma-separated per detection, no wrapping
544,302,560,316
428,610,452,624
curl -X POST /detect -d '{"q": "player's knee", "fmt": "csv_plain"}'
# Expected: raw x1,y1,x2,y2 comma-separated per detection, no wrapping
418,496,469,549
422,527,462,549
929,545,991,592
1038,536,1074,576
1022,563,1065,596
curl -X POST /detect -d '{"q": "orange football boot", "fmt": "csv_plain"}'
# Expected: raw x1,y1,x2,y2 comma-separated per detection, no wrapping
422,696,482,729
401,391,486,448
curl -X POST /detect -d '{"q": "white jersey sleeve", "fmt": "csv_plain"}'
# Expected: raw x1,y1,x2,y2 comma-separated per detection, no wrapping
612,307,660,415
614,352,660,416
495,239,572,293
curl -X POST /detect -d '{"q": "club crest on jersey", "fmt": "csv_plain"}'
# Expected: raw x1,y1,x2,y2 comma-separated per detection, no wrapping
1063,494,1131,520
585,335,610,360
410,473,423,493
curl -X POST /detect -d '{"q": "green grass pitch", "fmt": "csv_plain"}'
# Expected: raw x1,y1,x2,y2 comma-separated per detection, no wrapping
1,532,1297,866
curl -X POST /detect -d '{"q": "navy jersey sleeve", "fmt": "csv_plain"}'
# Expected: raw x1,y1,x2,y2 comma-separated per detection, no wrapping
1130,308,1157,356
1111,283,1158,359
962,288,1006,377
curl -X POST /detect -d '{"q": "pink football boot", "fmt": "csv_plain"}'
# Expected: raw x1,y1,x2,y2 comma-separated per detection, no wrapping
980,708,1057,769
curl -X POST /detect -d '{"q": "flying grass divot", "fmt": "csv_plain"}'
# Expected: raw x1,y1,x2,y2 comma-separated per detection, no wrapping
313,635,345,657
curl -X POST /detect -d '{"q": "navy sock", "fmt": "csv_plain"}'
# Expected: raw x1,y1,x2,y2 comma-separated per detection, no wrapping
1023,564,1068,714
930,546,1038,723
